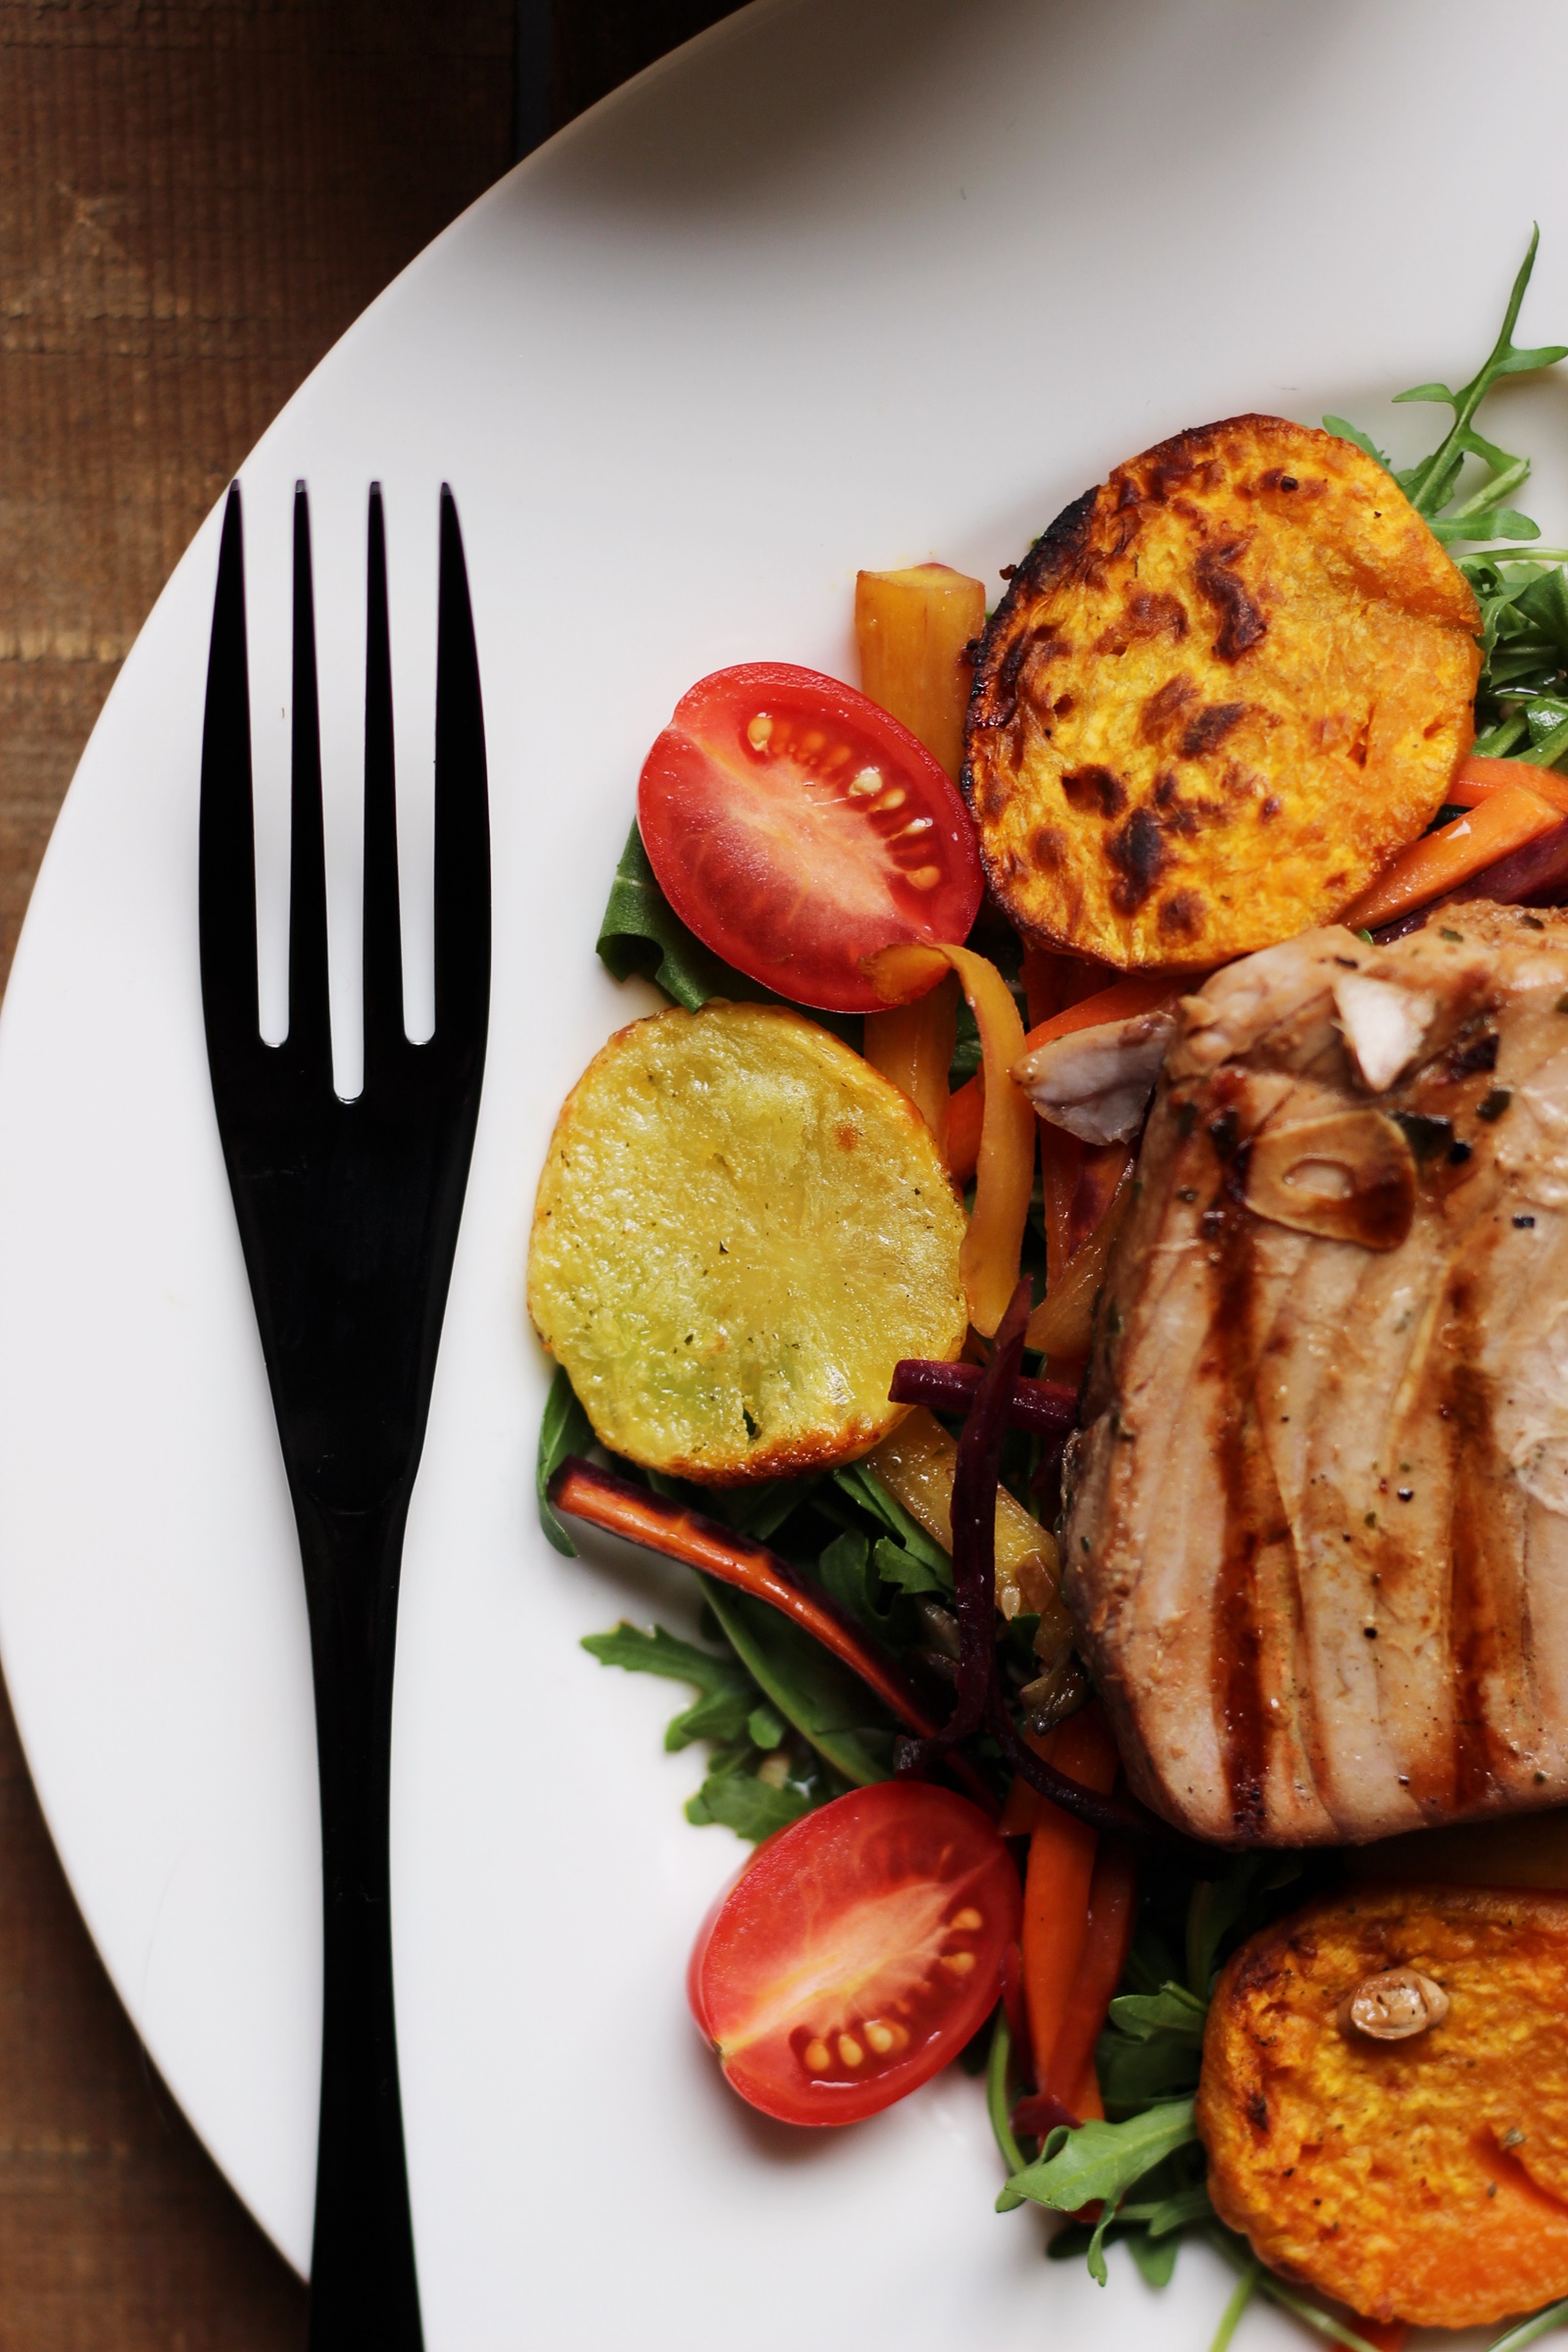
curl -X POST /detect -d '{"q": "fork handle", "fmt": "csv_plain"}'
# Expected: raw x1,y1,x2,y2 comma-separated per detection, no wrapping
294,1490,423,2352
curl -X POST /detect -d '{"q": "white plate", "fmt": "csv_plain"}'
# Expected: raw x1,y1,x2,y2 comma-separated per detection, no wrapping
1,1,1564,2342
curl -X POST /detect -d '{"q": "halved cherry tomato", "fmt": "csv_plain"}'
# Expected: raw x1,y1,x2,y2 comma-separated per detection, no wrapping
638,662,984,1013
687,1782,1021,2126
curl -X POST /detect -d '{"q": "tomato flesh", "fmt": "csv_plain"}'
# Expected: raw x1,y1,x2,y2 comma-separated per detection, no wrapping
688,1782,1021,2126
638,662,984,1013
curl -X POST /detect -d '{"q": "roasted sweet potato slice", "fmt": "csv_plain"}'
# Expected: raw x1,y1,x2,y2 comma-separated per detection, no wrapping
966,416,1480,969
1199,1885,1568,2328
527,1003,967,1483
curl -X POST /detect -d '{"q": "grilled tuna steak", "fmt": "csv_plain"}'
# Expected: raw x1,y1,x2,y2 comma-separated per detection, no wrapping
1063,905,1568,1844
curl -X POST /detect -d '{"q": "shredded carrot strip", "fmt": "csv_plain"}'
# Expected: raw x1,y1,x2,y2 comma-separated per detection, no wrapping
550,1456,944,1739
1017,1703,1121,2100
1017,969,1185,1059
1341,784,1561,929
862,972,958,1160
946,1072,983,1184
1452,754,1568,814
864,942,1035,1336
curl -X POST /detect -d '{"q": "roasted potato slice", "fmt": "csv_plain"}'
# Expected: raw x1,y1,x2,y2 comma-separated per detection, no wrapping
1199,1885,1568,2328
528,1002,967,1483
966,416,1480,969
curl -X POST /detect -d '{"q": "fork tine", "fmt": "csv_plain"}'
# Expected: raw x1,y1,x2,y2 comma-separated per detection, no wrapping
431,486,491,1058
362,484,405,1092
199,483,260,1069
288,482,333,1084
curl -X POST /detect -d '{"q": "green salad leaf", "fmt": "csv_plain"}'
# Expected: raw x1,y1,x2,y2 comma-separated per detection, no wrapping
697,1573,895,1788
596,822,759,1012
580,1621,760,1750
537,1364,594,1556
1000,2097,1199,2217
684,1768,811,1840
595,822,859,1044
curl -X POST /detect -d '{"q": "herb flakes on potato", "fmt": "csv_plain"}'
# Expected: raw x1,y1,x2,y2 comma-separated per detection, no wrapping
1198,1884,1568,2328
966,415,1481,969
527,1001,967,1484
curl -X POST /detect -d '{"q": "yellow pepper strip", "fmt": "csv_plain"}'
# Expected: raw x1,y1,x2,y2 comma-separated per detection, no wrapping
1452,754,1568,814
1340,782,1560,930
864,941,1036,1335
1025,1155,1136,1360
868,1405,1074,1661
855,563,987,782
862,973,959,1162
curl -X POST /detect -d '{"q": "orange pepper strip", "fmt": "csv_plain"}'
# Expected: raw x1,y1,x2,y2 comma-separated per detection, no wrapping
865,942,1035,1336
1341,784,1562,930
1019,1702,1121,2095
855,563,986,782
1452,754,1568,815
946,1073,984,1185
1025,1152,1136,1358
1017,970,1186,1059
862,973,958,1162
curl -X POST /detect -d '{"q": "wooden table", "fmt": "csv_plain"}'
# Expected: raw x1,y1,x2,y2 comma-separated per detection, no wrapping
0,2,735,2338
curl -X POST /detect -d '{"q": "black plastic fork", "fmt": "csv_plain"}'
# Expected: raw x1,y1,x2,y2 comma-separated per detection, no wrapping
199,479,490,2350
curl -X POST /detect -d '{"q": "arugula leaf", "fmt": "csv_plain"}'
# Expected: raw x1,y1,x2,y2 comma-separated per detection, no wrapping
698,1573,895,1788
1321,415,1391,473
1187,1853,1301,1997
1000,2098,1198,2216
1394,228,1568,520
1487,2297,1568,2352
1097,2021,1204,2114
1127,2230,1181,2288
832,1461,954,1586
710,1477,819,1545
580,1621,760,1750
872,1535,949,1596
596,823,859,1044
685,1769,810,1840
537,1365,594,1556
596,822,761,1012
814,1531,895,1634
1108,1983,1208,2040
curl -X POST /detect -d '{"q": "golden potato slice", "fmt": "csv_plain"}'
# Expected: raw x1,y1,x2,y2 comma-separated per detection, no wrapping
1199,1886,1568,2328
527,1002,967,1483
966,416,1481,969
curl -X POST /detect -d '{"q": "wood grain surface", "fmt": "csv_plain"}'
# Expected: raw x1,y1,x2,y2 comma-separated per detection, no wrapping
0,4,516,2341
1,1,746,2335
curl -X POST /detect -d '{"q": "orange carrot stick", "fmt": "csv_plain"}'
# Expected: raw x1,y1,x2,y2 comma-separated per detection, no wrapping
946,1072,984,1184
863,973,959,1161
1342,784,1561,930
865,942,1035,1335
1452,754,1568,814
1018,1702,1121,2091
1018,970,1185,1059
1043,1838,1138,2119
549,1456,942,1740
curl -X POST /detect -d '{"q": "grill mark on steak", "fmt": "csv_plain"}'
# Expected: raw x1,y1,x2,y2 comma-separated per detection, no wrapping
1064,909,1568,1845
1203,1087,1271,1834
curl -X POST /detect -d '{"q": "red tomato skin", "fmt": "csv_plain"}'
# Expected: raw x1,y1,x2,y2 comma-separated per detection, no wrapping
689,1782,1021,2127
638,662,983,1014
